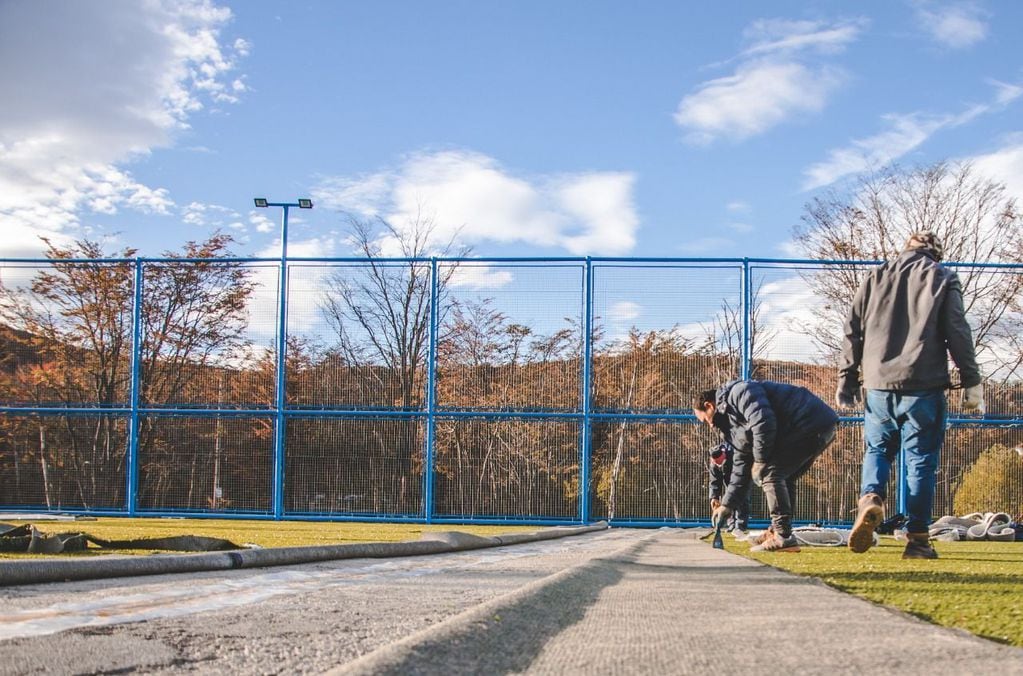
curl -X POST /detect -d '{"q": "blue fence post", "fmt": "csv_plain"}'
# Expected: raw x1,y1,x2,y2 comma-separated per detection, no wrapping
580,257,593,524
272,205,291,520
424,257,439,523
742,258,751,380
126,258,144,516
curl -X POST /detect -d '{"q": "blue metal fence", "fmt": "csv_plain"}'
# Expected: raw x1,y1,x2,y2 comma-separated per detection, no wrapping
0,255,1020,526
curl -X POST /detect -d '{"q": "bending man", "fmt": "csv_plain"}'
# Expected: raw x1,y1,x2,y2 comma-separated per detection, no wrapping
695,379,838,553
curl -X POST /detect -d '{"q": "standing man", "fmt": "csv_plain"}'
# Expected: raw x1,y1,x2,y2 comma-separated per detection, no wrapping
708,442,751,539
694,380,838,553
837,232,984,560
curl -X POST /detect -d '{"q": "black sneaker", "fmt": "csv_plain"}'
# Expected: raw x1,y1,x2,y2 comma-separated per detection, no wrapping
902,535,938,560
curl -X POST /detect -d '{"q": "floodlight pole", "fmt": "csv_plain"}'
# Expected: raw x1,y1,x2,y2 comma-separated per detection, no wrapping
254,198,312,518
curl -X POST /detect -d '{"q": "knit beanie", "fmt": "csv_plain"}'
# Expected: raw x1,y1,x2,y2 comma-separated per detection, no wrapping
904,231,944,261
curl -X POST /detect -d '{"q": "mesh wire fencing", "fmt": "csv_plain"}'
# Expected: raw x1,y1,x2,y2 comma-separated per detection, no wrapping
1,256,1021,524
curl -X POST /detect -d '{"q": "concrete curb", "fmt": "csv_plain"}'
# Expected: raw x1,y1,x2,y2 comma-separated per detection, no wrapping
325,530,652,676
0,521,609,587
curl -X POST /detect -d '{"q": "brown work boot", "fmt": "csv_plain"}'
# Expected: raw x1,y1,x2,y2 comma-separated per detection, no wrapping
902,532,938,560
848,493,884,553
750,532,800,553
749,526,774,546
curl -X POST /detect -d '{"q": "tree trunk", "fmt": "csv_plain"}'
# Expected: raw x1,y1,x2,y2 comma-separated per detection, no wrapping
38,425,52,509
608,363,638,520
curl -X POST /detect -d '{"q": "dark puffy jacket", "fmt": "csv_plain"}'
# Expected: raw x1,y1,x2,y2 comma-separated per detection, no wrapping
838,249,980,392
714,379,838,509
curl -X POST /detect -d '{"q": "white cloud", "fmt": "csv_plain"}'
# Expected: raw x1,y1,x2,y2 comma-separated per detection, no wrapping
250,211,276,234
182,201,241,229
741,18,863,58
0,224,79,260
255,235,337,259
448,265,515,290
675,18,864,144
775,239,805,258
556,173,638,255
676,62,843,144
312,171,394,218
991,79,1023,106
803,113,950,190
915,2,988,49
726,201,751,213
0,0,246,257
755,277,834,363
727,222,755,234
968,138,1023,205
312,150,639,256
608,301,642,323
803,82,1023,190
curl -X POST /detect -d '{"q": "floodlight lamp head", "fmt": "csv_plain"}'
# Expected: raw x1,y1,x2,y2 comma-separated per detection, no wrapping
254,198,269,208
298,198,313,209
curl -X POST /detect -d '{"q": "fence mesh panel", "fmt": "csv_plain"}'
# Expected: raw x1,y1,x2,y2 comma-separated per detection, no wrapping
937,425,1023,518
592,263,743,411
946,264,1023,419
284,416,424,516
748,263,876,406
286,263,432,410
136,416,273,513
0,414,128,509
436,263,584,411
140,262,278,409
588,420,719,521
432,417,578,519
0,262,134,407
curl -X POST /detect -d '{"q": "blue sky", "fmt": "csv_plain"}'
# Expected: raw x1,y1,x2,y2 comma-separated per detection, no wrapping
1,0,1022,262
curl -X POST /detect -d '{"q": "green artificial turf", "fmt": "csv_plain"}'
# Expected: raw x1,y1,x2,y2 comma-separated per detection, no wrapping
724,535,1023,647
0,517,537,559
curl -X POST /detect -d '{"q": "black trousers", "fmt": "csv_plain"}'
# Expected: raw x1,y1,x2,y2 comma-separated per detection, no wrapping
760,425,837,537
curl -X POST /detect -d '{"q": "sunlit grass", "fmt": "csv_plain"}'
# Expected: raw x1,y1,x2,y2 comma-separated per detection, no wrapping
0,517,538,559
723,534,1023,647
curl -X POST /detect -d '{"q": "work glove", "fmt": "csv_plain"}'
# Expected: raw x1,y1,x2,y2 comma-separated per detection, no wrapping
962,384,985,415
835,380,862,409
751,462,766,487
712,505,732,529
710,498,721,511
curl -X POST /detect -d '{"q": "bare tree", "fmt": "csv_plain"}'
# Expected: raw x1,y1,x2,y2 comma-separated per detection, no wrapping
702,279,776,380
316,212,469,510
793,161,1023,381
319,214,468,409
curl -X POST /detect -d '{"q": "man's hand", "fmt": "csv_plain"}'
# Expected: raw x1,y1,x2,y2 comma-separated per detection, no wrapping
751,462,766,487
962,384,985,415
710,498,721,511
835,381,862,409
712,504,732,529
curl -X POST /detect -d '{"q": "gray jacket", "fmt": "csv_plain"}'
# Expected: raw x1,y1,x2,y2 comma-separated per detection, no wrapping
838,249,980,392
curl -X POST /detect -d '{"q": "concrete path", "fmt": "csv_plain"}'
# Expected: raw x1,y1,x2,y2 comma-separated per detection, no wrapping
332,529,1023,675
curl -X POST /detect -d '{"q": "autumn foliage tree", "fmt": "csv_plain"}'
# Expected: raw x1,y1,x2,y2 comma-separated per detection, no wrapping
0,235,256,509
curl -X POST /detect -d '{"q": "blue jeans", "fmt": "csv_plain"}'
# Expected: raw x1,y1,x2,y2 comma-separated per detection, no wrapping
862,389,946,534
